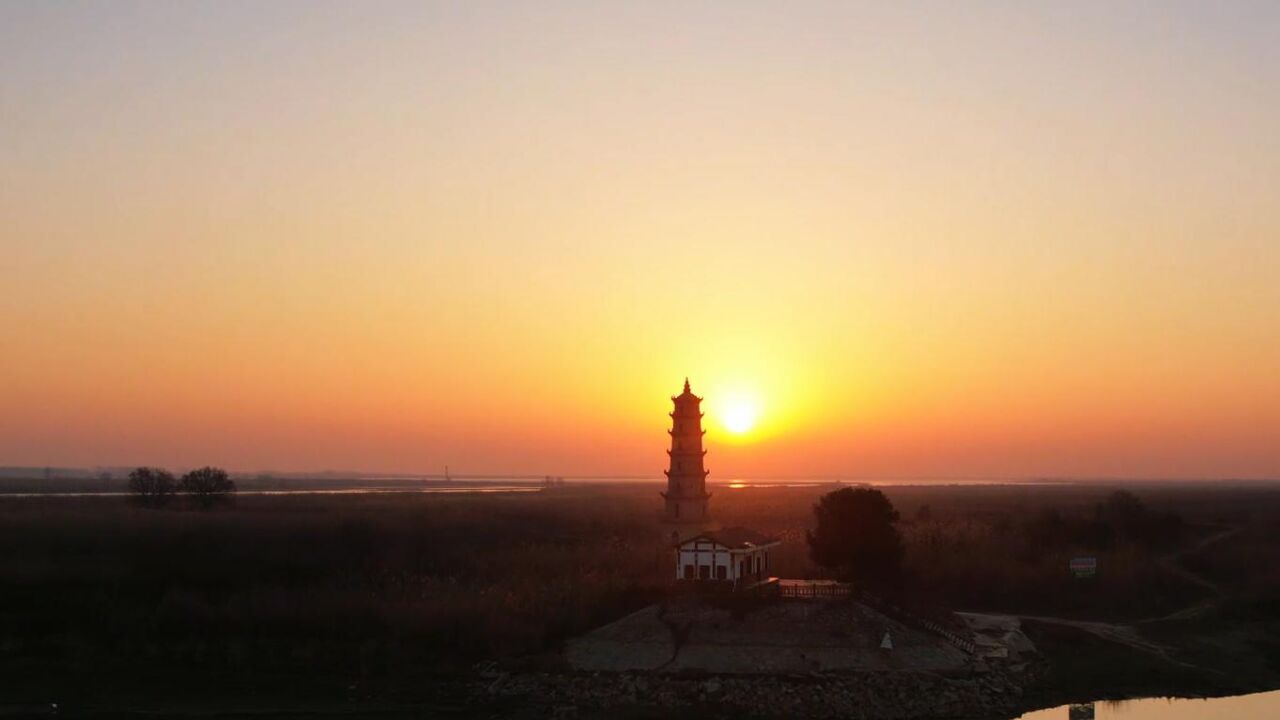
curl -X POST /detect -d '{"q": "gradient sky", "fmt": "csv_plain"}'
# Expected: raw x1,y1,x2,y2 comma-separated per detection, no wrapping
3,1,1278,478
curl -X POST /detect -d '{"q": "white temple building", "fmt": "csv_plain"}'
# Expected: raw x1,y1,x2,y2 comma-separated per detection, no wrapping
674,526,780,584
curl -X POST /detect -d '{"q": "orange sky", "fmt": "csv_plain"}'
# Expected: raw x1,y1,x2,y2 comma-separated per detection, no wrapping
3,3,1279,478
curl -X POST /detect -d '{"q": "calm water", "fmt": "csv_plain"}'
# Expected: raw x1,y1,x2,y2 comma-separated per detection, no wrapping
4,476,1262,499
1014,690,1280,720
0,486,543,498
0,477,1058,498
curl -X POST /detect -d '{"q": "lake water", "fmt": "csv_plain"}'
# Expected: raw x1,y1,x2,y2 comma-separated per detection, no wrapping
0,477,1051,498
2,476,1260,499
0,486,544,498
1014,689,1280,719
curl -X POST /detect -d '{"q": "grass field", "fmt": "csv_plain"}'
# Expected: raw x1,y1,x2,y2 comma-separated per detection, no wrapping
2,480,1279,708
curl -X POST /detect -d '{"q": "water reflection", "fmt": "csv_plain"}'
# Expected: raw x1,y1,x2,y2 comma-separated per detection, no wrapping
1068,703,1094,720
0,486,543,498
1015,689,1280,719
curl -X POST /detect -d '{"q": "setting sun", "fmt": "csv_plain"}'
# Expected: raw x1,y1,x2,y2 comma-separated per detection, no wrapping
720,396,761,435
3,2,1279,483
6,3,1280,718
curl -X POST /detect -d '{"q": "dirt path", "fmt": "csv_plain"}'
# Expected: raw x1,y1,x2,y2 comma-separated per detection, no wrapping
967,525,1243,664
1017,615,1188,664
1141,525,1241,622
965,608,1187,665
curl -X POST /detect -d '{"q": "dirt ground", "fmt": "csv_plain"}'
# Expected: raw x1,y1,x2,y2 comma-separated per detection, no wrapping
566,596,972,674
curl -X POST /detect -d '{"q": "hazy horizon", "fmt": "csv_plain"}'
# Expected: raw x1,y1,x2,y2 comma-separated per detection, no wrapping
5,465,1279,488
4,2,1279,478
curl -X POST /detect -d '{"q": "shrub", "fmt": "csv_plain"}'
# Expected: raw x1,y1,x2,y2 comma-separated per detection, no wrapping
127,467,176,508
180,467,236,508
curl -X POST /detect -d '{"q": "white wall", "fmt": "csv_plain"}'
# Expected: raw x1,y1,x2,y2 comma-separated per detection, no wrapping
675,539,732,580
676,540,776,581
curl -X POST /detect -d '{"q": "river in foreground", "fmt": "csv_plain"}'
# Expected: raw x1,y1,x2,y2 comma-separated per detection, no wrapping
1015,689,1280,719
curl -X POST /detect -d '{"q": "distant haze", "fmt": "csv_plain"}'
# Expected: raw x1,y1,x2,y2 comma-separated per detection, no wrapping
3,2,1278,478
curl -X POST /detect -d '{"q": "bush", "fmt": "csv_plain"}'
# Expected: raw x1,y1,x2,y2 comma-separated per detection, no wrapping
180,467,236,508
127,467,176,508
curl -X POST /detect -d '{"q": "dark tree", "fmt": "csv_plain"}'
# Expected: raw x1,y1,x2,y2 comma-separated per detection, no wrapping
1103,490,1146,526
1099,489,1183,548
806,487,904,585
1023,507,1068,550
1078,517,1118,552
127,467,176,508
1097,489,1146,543
180,466,236,508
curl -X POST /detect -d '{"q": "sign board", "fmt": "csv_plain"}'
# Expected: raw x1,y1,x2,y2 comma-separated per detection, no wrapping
1070,556,1098,578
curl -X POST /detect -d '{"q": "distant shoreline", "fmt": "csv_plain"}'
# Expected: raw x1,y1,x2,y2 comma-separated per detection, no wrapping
2,474,1278,497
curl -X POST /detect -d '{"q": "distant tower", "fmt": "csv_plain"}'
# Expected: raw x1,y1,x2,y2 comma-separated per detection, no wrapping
663,378,710,523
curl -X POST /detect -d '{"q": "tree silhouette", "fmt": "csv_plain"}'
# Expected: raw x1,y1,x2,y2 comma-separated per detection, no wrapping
180,466,236,508
1102,490,1146,530
127,467,176,508
807,487,904,586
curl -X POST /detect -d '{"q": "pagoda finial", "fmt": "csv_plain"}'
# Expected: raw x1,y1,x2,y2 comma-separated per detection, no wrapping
684,377,691,394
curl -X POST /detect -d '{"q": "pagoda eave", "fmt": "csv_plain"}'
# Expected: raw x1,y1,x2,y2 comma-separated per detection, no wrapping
662,378,712,523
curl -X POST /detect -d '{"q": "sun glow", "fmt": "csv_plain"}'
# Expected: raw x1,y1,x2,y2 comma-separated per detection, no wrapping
720,395,761,435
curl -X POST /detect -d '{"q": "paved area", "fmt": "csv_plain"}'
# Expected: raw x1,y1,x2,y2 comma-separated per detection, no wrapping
566,597,973,674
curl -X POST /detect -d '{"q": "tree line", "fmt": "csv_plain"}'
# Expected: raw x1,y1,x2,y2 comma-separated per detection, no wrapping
128,466,236,508
804,486,1184,592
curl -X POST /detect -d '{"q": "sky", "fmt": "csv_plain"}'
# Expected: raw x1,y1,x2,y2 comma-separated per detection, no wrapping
2,1,1278,479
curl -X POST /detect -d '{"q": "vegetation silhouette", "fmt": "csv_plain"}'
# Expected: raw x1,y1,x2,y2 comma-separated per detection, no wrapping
0,482,1274,710
807,487,905,588
1017,489,1185,556
179,466,236,508
127,467,176,508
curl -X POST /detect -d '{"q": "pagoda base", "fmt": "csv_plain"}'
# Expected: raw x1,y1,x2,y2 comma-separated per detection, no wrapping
662,494,710,526
659,518,720,545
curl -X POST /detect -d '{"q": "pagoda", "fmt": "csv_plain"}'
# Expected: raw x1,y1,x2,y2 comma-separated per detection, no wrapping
662,378,711,523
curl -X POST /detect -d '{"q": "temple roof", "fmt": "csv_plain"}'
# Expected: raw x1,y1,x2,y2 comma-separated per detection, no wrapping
672,377,703,402
678,526,779,549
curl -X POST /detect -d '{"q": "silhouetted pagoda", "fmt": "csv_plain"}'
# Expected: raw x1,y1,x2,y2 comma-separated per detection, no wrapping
663,378,710,522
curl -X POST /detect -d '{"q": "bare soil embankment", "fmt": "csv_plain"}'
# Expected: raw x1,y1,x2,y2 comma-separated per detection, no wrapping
476,596,1040,719
566,597,970,674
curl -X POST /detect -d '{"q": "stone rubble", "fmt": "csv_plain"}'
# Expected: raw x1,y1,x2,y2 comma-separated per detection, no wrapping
474,661,1042,719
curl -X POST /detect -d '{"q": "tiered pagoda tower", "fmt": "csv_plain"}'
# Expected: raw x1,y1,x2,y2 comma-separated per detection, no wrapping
662,378,710,523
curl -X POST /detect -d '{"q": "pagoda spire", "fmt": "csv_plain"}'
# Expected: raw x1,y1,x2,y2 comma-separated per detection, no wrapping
661,378,710,523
